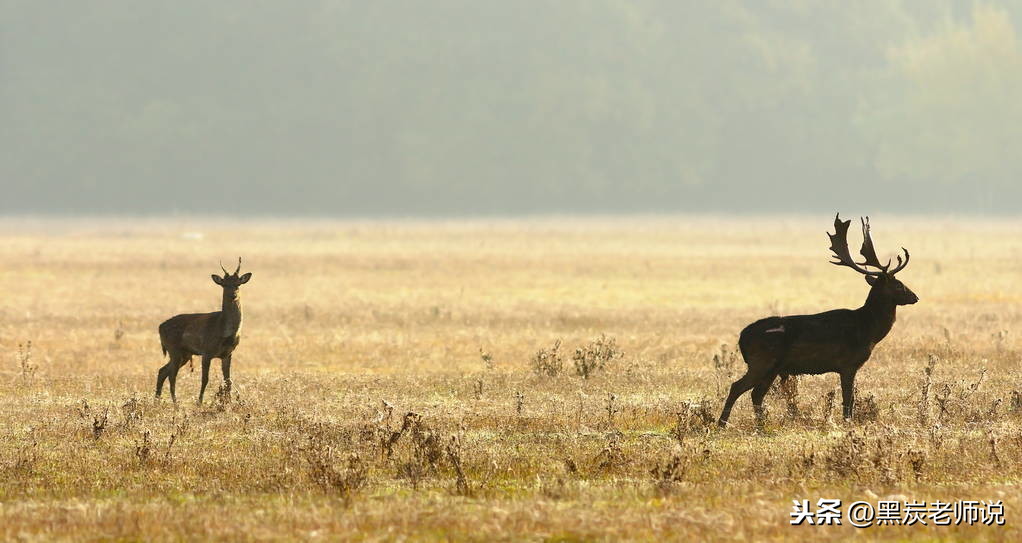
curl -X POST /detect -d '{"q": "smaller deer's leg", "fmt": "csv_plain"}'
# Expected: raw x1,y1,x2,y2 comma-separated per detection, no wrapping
221,355,232,393
168,357,180,403
156,363,170,398
167,355,190,403
750,370,780,427
197,355,213,404
840,371,857,421
718,371,761,427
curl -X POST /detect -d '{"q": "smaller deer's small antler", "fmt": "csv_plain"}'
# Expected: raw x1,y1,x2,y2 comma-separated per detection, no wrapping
219,258,243,277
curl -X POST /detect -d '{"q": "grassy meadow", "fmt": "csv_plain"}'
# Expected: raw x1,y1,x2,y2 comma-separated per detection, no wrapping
1,216,1021,541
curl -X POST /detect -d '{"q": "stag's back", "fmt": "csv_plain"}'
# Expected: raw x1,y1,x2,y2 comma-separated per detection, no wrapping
739,308,872,376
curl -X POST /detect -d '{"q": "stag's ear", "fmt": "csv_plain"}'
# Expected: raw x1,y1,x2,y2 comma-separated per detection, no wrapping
865,275,878,286
238,272,252,284
212,274,224,285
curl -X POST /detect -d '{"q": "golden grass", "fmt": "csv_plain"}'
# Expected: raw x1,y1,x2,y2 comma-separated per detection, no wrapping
1,216,1021,541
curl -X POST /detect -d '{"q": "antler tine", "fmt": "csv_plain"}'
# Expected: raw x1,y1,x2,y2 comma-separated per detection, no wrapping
235,257,242,276
887,248,911,275
220,260,229,276
858,217,890,272
828,214,880,276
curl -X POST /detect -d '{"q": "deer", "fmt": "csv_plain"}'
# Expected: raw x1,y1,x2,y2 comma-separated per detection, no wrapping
717,214,918,428
155,258,252,404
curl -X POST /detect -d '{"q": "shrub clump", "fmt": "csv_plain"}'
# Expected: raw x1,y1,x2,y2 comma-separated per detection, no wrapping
572,334,622,379
530,340,564,377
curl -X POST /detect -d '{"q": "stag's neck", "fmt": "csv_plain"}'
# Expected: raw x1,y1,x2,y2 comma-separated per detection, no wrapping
220,292,243,338
859,288,897,343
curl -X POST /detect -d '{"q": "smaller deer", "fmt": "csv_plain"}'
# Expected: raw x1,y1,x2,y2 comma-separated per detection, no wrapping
156,259,252,403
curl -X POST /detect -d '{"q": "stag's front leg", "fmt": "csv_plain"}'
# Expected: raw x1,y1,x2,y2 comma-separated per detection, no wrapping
221,355,232,393
840,371,857,421
198,355,213,404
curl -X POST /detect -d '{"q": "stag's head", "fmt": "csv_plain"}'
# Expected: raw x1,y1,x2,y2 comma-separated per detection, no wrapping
828,214,918,306
212,258,252,298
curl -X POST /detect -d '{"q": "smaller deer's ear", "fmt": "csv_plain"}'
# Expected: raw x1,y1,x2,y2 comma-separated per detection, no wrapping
865,275,878,286
212,274,224,285
238,272,252,284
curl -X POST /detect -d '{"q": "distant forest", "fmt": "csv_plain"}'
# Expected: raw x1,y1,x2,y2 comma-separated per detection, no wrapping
3,1,1020,215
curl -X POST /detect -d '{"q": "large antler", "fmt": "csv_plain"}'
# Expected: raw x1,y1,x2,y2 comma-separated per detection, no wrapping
858,217,889,271
829,214,881,276
859,216,911,275
220,260,229,276
887,246,910,275
234,257,242,275
829,214,911,276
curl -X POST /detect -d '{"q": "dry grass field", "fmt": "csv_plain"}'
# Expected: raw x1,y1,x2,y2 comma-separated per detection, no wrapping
1,216,1021,541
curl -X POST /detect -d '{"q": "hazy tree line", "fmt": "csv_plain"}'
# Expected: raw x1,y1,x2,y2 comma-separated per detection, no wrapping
2,1,1020,215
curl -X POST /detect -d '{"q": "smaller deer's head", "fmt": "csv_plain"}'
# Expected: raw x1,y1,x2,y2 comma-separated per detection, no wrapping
212,258,252,297
828,214,918,306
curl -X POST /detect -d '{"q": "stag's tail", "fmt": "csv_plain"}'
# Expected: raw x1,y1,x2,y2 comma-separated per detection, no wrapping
158,321,170,358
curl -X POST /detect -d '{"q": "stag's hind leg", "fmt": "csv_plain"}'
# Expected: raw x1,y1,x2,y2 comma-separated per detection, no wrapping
750,370,782,427
718,369,768,427
719,330,784,427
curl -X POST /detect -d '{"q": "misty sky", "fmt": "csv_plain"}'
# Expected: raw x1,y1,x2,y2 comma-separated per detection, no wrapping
2,1,1021,216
